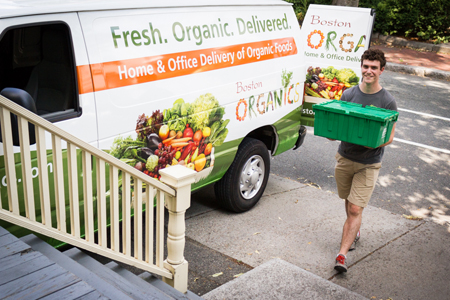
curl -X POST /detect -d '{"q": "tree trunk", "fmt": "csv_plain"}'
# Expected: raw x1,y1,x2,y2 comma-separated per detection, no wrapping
332,0,359,6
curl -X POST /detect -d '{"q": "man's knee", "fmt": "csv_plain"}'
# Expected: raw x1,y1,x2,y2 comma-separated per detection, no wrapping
347,201,363,217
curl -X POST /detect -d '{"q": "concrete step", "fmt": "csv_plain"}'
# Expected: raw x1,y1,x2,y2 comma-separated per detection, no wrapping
202,258,369,300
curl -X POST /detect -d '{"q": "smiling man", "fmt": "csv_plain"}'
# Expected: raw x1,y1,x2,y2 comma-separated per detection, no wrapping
334,49,398,273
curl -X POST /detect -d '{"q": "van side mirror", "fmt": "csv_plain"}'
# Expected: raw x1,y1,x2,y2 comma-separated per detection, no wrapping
0,88,37,146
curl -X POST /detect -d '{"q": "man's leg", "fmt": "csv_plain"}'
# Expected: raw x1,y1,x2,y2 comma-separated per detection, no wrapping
335,201,363,272
339,200,363,256
345,198,349,217
346,199,360,251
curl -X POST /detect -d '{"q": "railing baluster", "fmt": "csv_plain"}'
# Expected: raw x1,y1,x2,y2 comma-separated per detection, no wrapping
82,151,94,242
52,135,66,232
145,186,154,264
35,126,51,227
156,190,164,268
0,107,19,213
122,172,131,256
18,116,35,221
110,165,120,251
96,158,107,247
67,143,80,237
134,178,143,260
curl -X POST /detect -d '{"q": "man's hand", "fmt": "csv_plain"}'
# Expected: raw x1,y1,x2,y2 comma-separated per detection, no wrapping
377,122,396,148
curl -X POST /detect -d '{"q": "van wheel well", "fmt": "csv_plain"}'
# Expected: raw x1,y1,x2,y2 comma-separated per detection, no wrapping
246,125,277,155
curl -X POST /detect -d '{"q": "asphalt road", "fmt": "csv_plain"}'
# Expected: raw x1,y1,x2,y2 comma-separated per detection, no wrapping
271,70,450,226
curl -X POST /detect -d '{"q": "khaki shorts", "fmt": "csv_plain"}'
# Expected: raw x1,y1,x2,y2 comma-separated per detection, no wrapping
334,153,382,208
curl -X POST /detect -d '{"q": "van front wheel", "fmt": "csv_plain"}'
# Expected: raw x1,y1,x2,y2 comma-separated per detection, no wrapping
214,138,270,212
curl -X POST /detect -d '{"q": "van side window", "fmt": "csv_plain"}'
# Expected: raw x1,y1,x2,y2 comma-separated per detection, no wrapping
0,23,80,122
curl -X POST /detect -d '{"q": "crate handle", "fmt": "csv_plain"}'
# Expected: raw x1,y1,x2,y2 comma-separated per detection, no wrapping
327,112,333,132
358,119,365,137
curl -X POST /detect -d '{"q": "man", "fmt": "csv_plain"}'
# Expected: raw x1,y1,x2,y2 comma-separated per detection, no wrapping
334,49,397,273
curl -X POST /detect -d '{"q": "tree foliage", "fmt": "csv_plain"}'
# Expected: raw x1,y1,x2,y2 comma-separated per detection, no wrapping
285,0,450,43
284,0,332,23
360,0,450,43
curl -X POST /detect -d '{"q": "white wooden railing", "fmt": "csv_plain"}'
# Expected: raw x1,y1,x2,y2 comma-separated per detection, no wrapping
0,95,196,293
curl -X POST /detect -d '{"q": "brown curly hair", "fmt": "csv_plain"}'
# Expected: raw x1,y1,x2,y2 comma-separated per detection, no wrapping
361,49,386,69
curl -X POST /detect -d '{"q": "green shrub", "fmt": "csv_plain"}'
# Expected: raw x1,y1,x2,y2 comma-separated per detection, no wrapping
359,0,450,43
287,0,450,43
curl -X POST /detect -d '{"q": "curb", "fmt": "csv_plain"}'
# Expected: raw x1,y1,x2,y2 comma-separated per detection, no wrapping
385,62,450,81
372,33,450,55
371,33,450,81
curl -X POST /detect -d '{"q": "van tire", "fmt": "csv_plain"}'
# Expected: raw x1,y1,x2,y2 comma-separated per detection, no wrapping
214,138,270,213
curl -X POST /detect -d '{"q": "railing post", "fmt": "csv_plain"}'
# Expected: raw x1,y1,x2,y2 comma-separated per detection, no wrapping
159,165,196,293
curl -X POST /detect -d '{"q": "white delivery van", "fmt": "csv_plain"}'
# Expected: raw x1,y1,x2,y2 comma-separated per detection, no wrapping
0,1,375,244
0,0,307,241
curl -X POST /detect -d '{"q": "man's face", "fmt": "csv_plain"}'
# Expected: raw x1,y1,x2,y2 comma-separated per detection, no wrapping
361,59,384,85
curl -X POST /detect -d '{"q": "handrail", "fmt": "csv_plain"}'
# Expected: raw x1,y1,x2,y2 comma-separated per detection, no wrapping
0,95,196,293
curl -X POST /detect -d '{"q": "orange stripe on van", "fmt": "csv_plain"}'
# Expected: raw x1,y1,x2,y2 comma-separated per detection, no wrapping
77,65,94,94
78,37,297,94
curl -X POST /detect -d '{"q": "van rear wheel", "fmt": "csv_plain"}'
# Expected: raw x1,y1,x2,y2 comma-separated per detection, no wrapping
214,138,270,213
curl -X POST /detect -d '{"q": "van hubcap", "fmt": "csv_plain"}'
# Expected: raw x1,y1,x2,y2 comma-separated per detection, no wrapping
240,155,265,199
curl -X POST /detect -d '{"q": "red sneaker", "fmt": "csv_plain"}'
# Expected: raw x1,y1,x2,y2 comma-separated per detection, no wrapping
335,254,347,272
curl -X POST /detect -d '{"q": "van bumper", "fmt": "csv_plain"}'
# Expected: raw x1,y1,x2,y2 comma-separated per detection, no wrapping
293,125,307,150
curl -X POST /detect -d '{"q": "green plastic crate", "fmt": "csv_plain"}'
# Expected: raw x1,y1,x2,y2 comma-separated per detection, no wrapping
312,100,399,148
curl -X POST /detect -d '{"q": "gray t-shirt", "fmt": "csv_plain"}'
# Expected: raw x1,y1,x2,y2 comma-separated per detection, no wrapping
338,85,397,164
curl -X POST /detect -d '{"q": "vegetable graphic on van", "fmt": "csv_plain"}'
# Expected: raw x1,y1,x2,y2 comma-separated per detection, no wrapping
110,93,229,183
305,66,359,100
